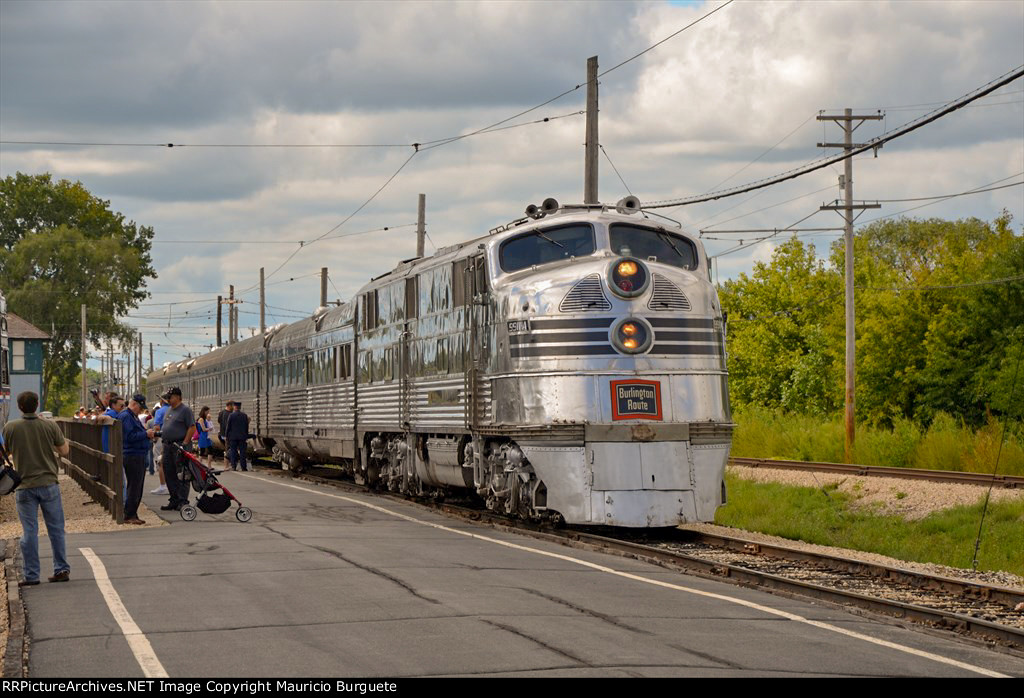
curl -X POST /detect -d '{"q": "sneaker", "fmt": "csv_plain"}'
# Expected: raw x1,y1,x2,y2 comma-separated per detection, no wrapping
151,485,168,494
48,571,70,583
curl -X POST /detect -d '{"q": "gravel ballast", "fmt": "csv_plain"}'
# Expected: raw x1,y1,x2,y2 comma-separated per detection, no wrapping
706,465,1024,591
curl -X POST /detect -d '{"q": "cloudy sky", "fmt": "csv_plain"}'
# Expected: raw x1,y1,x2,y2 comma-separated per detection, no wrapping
1,0,1022,371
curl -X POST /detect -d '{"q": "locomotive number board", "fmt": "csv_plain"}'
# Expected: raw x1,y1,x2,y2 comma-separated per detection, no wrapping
610,380,663,421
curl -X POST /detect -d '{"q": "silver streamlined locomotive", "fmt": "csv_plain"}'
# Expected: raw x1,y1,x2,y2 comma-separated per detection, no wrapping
148,198,733,527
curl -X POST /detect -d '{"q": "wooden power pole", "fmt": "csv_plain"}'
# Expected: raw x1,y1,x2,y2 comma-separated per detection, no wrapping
80,304,87,409
321,268,328,308
818,108,883,463
416,194,426,258
584,56,599,205
259,267,266,334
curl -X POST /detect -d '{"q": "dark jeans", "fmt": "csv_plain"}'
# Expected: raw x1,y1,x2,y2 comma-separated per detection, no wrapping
161,444,190,507
123,453,147,520
228,439,248,471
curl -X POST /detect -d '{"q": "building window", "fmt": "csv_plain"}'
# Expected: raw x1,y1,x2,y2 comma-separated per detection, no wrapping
12,341,25,371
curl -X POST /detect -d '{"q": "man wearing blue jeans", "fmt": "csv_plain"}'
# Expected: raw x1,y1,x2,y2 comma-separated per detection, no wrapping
1,391,71,587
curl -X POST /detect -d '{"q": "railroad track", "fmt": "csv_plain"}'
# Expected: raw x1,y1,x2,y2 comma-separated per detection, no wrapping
729,457,1024,488
260,463,1024,652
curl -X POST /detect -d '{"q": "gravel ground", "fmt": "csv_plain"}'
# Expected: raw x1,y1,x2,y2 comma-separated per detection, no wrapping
0,472,165,540
728,465,1024,520
701,465,1024,591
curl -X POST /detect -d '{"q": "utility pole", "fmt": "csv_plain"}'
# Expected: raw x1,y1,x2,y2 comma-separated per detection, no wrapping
259,267,266,334
416,193,426,258
229,285,235,344
107,342,113,395
584,55,599,205
149,342,153,373
217,295,223,347
137,332,142,387
320,267,328,309
817,108,883,464
80,304,87,409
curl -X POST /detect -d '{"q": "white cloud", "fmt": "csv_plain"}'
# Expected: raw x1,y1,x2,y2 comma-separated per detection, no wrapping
1,0,1021,362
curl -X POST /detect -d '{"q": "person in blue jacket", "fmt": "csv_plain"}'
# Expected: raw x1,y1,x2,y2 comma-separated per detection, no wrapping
118,394,156,525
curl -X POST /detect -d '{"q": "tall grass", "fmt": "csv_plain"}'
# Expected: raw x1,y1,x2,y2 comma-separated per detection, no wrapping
716,474,1024,575
731,406,1024,476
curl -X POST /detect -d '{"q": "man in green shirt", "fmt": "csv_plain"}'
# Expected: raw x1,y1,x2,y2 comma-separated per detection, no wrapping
1,391,71,587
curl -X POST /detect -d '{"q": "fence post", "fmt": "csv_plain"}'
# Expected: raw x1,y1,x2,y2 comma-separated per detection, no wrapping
112,420,124,524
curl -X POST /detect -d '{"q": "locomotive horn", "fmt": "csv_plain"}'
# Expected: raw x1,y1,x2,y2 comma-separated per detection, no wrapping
616,196,641,214
525,203,544,219
541,197,560,214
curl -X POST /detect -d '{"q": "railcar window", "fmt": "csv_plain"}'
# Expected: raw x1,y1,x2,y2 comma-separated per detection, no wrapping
499,224,595,272
609,224,698,271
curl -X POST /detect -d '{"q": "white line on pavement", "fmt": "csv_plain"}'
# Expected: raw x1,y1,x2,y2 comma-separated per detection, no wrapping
245,474,1011,678
80,547,169,678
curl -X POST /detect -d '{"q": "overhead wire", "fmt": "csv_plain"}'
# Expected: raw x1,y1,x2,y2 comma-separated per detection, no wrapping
644,64,1024,209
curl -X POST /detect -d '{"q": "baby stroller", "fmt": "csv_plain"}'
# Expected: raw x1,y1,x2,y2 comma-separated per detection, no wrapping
170,442,253,523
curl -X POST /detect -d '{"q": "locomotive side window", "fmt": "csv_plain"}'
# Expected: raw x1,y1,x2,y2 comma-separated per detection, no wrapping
609,224,698,271
499,224,595,272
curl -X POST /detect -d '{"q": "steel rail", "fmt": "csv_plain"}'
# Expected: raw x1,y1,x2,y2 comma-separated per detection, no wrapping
260,463,1024,651
729,457,1024,488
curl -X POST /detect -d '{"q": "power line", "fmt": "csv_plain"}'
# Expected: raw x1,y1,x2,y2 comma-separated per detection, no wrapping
865,179,1023,203
645,64,1024,209
148,223,415,245
243,151,419,290
700,112,818,195
416,0,735,152
599,144,633,196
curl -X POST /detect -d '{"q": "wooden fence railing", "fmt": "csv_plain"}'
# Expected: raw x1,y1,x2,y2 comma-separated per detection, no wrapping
55,418,124,524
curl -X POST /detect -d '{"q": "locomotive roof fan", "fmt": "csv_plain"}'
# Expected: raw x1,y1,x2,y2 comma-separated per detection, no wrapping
616,195,641,215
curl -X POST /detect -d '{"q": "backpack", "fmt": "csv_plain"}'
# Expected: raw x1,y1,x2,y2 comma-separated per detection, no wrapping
0,444,22,496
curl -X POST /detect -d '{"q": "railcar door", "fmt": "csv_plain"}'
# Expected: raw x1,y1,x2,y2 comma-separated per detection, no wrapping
400,276,417,428
465,253,488,428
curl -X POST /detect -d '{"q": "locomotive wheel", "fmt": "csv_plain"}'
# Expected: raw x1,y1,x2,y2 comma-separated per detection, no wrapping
236,507,253,523
180,505,198,521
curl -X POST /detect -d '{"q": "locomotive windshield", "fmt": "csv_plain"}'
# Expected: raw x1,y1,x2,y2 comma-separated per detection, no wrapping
499,224,595,272
610,224,698,271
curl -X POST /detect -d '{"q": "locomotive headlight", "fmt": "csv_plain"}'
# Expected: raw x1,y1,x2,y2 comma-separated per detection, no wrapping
608,257,650,299
617,260,639,277
611,317,653,354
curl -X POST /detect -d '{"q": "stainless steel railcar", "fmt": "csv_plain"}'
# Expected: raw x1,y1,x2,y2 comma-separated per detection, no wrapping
148,199,733,527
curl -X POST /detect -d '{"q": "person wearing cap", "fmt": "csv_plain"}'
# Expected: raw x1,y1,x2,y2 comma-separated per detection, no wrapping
149,396,171,495
156,387,195,511
118,394,156,525
224,401,251,472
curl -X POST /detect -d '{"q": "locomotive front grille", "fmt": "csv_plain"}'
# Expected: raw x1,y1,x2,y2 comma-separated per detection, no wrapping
648,273,691,311
559,274,612,312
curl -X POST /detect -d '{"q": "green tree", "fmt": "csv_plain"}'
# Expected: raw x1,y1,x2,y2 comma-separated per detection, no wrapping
0,173,156,413
719,237,843,415
846,214,1023,426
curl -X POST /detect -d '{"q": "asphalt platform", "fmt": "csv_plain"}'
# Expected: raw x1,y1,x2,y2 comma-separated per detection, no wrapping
14,466,1024,678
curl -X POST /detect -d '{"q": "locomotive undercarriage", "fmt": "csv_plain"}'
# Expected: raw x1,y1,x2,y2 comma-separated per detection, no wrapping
330,431,557,522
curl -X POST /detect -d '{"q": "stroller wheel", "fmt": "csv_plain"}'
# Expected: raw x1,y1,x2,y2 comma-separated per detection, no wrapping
235,506,253,523
180,505,198,521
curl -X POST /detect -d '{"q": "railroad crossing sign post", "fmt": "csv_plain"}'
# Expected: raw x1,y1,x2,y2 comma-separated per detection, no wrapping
818,108,883,463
